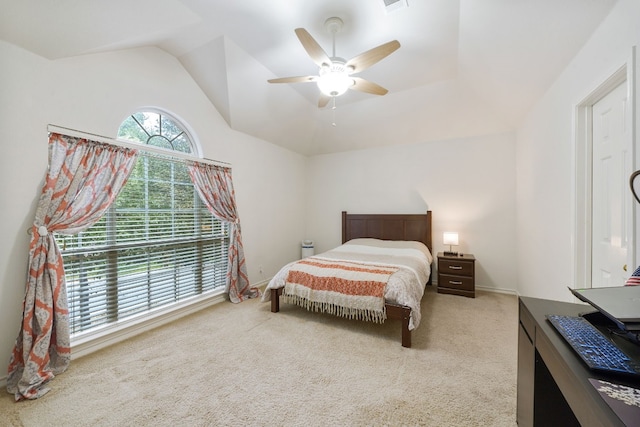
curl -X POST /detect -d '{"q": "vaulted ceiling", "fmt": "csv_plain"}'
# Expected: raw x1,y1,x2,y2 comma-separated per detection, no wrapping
0,0,617,155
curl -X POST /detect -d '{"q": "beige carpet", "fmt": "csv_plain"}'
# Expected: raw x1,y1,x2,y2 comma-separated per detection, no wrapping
1,287,518,426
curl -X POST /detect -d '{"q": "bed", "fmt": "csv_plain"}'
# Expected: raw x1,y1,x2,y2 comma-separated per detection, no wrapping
263,211,433,347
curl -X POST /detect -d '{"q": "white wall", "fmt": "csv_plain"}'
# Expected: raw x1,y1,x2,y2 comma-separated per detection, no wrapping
305,132,518,294
516,0,640,301
0,41,307,378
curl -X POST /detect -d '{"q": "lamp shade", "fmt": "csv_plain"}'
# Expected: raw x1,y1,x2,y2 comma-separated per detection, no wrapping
443,232,459,246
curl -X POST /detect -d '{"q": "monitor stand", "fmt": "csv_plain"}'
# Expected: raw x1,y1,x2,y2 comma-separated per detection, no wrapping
582,310,640,345
581,310,615,327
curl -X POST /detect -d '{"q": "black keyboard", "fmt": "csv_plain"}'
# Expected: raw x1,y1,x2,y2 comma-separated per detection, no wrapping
546,314,640,376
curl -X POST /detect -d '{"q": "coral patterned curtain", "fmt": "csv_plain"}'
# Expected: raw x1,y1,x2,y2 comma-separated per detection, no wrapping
188,162,259,303
7,133,138,401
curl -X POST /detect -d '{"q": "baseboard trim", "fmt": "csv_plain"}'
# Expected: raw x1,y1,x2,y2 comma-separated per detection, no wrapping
253,278,271,289
476,286,518,295
434,277,517,296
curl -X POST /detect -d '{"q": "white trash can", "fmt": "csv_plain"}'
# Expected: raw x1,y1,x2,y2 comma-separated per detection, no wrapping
301,240,314,258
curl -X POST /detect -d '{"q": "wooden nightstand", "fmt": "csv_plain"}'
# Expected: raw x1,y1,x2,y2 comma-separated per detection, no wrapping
437,252,476,298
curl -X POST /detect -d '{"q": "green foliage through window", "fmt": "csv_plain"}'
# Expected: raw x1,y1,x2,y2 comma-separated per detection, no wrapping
118,111,192,153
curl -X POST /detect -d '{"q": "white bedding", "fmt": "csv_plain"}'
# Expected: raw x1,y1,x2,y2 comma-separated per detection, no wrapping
262,238,432,330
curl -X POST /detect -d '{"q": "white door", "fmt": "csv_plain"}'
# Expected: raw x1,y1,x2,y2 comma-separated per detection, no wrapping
591,81,632,287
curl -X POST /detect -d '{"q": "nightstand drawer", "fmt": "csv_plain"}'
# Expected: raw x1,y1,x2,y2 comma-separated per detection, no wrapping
439,274,474,291
439,259,474,277
437,252,475,298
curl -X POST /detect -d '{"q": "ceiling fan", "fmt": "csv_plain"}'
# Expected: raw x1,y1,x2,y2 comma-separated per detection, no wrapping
268,17,400,108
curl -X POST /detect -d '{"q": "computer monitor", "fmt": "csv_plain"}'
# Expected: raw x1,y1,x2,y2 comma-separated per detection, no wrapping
569,286,640,333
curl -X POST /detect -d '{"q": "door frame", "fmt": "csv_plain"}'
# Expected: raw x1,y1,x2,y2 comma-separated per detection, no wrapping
573,47,636,289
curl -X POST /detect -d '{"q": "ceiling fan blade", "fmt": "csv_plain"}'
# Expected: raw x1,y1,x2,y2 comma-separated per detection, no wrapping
295,28,331,67
318,94,331,108
268,76,318,84
345,40,400,74
351,77,388,96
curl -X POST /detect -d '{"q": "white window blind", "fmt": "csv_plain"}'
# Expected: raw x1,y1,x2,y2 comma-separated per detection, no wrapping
59,152,229,336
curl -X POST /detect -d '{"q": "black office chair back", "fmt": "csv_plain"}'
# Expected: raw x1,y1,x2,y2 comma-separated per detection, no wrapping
630,170,640,204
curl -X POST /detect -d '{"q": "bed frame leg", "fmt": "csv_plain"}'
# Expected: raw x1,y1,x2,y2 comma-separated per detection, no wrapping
401,316,411,348
386,303,412,348
270,288,282,313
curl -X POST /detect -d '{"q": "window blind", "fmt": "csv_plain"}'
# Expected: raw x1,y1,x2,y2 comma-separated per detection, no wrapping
59,152,229,336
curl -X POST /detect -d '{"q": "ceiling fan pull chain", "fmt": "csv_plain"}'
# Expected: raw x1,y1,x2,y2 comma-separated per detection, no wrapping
332,97,337,127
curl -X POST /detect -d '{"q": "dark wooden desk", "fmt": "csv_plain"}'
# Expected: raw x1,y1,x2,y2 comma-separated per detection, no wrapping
517,297,640,427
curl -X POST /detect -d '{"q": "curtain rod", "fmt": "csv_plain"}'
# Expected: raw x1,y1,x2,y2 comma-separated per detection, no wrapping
47,124,232,168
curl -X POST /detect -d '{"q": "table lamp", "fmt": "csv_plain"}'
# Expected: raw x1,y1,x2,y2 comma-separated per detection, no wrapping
443,232,459,256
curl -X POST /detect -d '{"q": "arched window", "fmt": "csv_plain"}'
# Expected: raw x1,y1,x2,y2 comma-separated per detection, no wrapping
118,110,196,154
60,111,228,336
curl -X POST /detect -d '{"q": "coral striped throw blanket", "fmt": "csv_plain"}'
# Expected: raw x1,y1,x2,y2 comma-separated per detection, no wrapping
283,256,399,323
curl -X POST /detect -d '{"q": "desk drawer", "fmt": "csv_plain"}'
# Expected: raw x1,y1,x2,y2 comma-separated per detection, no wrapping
439,259,474,277
519,299,535,343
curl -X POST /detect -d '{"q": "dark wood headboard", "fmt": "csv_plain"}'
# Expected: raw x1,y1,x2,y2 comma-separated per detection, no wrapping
341,211,433,253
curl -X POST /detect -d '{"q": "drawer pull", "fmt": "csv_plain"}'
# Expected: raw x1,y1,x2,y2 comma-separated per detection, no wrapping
448,266,463,270
449,281,463,285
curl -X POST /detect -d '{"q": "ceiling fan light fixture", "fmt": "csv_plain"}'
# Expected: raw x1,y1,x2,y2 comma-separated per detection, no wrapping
317,61,354,97
268,19,400,105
